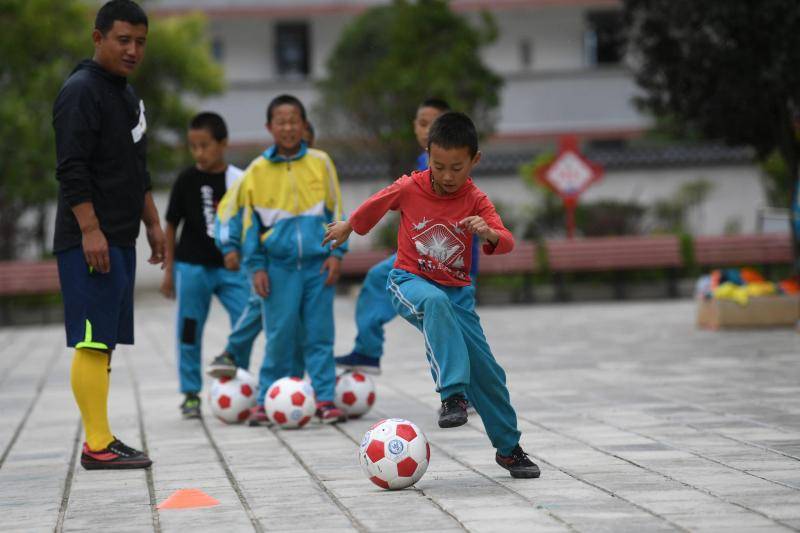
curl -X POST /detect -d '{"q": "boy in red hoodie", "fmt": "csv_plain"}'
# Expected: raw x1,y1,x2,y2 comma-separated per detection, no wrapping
323,112,539,478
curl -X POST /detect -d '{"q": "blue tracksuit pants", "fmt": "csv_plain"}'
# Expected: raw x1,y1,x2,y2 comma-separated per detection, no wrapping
175,261,250,394
224,289,261,369
352,254,399,358
258,258,336,404
224,279,305,377
386,268,520,455
351,241,480,359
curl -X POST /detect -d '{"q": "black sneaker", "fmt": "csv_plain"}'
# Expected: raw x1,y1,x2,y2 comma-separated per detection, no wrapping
438,394,468,428
181,394,201,419
495,445,541,479
81,439,152,470
206,353,237,379
334,351,381,375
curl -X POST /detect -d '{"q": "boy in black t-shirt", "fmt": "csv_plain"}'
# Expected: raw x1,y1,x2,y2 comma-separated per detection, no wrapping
160,112,249,418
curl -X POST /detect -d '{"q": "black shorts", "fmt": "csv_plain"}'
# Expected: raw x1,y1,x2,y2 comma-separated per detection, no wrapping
56,245,136,350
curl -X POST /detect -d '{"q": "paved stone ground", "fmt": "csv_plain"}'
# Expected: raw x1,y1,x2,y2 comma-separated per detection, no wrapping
2,295,800,532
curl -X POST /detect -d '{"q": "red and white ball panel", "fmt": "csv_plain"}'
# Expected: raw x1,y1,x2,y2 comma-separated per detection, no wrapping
208,369,257,424
265,376,316,429
335,371,376,418
358,418,429,490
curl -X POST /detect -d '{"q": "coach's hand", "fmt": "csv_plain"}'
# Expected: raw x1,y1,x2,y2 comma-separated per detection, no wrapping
82,226,110,274
321,256,341,286
224,251,240,271
253,270,270,298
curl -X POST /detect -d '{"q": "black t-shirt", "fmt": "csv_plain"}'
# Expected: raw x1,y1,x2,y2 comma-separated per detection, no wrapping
166,166,228,267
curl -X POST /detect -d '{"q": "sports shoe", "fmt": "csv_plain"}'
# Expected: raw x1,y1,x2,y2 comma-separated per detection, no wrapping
334,351,381,375
495,445,541,479
438,394,468,428
316,402,345,424
206,352,237,379
248,405,272,427
180,393,201,419
81,439,152,470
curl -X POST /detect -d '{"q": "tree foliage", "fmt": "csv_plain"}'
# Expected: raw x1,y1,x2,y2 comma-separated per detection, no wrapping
623,0,800,203
0,0,222,259
318,0,502,177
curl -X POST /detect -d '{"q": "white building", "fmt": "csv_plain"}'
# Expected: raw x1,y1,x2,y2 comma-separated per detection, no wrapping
133,0,772,278
151,0,648,146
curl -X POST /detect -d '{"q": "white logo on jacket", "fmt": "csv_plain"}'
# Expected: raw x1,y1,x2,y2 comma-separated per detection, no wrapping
131,100,147,143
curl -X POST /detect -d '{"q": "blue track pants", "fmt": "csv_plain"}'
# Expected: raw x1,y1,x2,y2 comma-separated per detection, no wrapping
386,268,520,455
258,259,336,404
175,262,250,394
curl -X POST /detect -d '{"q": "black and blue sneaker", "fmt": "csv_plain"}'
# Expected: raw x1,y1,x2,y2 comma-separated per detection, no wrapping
438,394,468,428
206,352,237,379
496,445,541,479
334,351,381,375
181,393,201,419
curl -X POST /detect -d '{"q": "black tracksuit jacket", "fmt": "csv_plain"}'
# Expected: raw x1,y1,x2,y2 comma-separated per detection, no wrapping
52,59,151,253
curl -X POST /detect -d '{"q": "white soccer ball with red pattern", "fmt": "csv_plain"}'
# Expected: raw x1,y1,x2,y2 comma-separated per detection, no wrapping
264,376,316,429
335,371,376,418
208,368,257,424
358,418,430,490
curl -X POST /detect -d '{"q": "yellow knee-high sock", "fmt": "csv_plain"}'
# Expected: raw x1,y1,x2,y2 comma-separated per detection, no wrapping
71,348,114,451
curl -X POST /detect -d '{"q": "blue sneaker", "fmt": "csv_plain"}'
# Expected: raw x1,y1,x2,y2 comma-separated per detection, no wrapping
334,351,381,375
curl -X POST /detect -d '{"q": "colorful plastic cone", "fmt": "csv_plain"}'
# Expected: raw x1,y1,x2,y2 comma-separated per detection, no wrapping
157,488,220,510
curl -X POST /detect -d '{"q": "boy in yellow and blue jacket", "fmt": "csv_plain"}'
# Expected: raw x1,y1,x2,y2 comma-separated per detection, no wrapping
216,94,347,424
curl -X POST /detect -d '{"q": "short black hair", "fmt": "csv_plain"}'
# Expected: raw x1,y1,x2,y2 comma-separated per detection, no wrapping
305,121,315,141
189,112,228,142
266,94,307,124
419,98,451,112
427,112,479,158
95,0,148,35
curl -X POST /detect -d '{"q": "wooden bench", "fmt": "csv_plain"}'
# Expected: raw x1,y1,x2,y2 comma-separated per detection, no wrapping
545,235,683,299
338,249,394,279
0,260,61,325
693,233,793,269
0,260,60,296
477,241,538,302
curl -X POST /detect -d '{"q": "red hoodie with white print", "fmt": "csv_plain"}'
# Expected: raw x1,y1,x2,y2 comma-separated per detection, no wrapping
348,169,514,287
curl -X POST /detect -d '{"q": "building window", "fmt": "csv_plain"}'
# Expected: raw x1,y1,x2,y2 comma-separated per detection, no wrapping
584,10,624,66
275,22,310,78
519,38,532,69
211,37,224,62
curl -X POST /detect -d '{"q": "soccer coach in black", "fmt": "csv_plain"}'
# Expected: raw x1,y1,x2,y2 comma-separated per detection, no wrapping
53,0,164,470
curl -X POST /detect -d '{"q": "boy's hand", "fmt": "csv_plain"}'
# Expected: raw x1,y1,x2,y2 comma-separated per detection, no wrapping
159,271,175,299
253,270,270,298
224,251,240,271
321,256,341,286
322,220,353,250
145,222,166,267
459,216,499,246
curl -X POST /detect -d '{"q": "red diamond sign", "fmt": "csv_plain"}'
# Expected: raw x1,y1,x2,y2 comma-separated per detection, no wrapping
536,136,603,200
534,135,603,238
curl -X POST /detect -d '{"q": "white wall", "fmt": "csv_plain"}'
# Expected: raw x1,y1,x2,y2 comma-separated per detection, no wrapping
200,4,649,143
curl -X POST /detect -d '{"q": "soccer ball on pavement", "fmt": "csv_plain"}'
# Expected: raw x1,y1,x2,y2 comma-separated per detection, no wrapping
335,371,376,418
358,418,430,490
208,368,258,423
265,376,316,429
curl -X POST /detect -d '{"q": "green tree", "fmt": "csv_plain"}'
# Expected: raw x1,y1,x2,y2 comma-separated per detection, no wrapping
0,0,88,260
0,0,222,260
319,0,502,177
623,0,800,264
